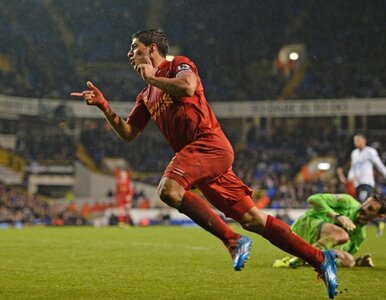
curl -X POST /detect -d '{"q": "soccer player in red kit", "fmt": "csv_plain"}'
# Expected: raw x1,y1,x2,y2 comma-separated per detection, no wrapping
72,29,338,299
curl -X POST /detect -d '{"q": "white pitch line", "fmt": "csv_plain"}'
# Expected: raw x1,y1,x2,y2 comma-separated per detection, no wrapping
126,242,211,251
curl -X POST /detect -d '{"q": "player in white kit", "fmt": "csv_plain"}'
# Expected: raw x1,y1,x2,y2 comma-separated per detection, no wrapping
339,133,386,236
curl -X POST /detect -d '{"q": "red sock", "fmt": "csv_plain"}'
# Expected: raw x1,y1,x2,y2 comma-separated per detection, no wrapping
179,191,241,246
263,215,324,270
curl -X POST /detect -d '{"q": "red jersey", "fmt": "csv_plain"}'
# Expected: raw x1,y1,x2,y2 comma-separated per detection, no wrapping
126,56,233,154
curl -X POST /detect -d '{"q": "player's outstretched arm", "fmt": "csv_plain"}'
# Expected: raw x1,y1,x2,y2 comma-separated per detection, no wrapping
71,81,110,111
71,81,141,143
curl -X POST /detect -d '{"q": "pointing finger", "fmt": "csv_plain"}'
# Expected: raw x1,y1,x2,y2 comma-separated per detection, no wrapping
71,92,83,97
87,81,94,89
87,80,102,94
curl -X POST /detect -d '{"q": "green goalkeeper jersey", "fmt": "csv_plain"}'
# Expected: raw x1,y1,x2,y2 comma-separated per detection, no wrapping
291,193,366,255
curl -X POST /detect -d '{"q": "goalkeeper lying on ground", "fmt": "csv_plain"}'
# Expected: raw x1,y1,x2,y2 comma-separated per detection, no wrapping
273,193,386,268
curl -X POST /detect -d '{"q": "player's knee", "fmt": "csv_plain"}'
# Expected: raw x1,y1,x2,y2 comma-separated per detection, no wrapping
158,186,181,208
333,230,349,245
323,224,350,245
238,208,266,235
338,230,350,244
157,180,183,209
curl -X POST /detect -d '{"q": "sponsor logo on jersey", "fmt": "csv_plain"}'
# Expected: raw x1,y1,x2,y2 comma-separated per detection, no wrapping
149,92,173,120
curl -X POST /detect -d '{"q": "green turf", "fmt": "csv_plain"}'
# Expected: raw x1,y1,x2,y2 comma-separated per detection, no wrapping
0,225,385,300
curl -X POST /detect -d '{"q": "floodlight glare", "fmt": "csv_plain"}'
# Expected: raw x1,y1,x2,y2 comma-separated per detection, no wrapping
289,52,299,60
317,162,331,170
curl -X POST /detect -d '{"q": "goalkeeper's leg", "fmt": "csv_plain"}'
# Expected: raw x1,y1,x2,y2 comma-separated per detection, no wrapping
334,249,355,268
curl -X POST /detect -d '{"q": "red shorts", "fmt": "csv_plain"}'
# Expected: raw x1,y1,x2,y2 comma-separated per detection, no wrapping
163,142,254,220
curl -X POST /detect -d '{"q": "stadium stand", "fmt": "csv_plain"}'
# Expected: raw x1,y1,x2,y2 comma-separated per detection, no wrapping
0,1,384,101
0,182,86,227
0,1,385,226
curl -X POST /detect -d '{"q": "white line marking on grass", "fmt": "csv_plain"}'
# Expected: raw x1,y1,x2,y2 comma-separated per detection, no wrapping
127,242,211,251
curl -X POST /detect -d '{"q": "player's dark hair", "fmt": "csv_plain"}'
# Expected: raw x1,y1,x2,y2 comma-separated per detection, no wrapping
353,132,366,139
132,29,169,57
373,193,386,214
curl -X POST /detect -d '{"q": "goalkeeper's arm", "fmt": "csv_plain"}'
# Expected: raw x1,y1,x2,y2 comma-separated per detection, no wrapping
307,194,356,231
307,194,338,217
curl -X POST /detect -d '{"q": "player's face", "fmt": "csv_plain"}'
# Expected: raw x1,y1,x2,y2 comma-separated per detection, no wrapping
128,38,150,68
353,135,366,149
357,198,382,223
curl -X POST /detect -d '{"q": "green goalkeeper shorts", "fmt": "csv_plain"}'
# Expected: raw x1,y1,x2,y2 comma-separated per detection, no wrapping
291,215,325,245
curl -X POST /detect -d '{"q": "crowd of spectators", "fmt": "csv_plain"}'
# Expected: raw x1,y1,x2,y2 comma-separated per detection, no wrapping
233,120,386,208
80,120,172,178
1,115,385,224
0,1,80,98
287,1,386,99
15,117,76,162
1,1,385,225
0,1,385,101
0,182,86,227
77,117,386,208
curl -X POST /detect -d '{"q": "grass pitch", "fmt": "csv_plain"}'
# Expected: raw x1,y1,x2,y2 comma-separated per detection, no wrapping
1,225,385,300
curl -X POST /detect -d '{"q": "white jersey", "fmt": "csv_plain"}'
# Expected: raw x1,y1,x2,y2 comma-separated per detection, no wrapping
348,146,386,187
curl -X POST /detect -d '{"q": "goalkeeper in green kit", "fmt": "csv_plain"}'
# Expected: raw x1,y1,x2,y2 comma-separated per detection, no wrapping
273,193,386,268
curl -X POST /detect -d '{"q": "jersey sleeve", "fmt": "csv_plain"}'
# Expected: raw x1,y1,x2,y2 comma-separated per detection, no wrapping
307,193,357,215
126,92,151,131
370,148,386,177
170,56,204,98
171,56,197,78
